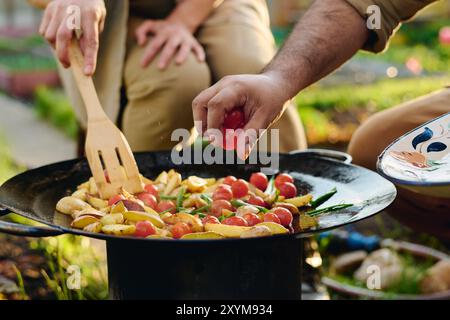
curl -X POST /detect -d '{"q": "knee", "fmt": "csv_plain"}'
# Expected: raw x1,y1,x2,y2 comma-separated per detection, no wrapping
125,53,210,103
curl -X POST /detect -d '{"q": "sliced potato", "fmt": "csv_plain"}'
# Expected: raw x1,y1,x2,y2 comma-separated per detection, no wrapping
240,225,272,238
102,224,136,236
71,208,105,220
56,196,91,215
155,171,168,184
77,180,90,190
181,231,225,240
164,172,182,195
164,213,203,232
101,213,124,225
284,194,313,207
255,222,289,235
140,175,153,185
71,215,99,229
204,223,252,238
83,221,103,233
72,189,88,201
155,227,172,238
185,176,207,193
123,211,165,228
88,177,98,195
111,201,127,214
204,178,216,186
86,194,108,209
146,234,172,239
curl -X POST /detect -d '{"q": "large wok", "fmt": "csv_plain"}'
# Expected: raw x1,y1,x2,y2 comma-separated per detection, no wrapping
0,149,396,299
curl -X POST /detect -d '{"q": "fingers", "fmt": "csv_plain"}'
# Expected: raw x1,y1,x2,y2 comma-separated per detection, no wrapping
43,4,64,47
192,84,222,135
55,18,73,68
206,88,244,132
158,37,182,69
80,15,100,76
39,4,53,36
192,41,205,63
175,42,191,65
135,20,156,46
141,34,166,67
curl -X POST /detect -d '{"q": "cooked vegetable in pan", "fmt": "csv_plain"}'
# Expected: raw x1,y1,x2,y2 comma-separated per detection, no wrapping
56,170,352,239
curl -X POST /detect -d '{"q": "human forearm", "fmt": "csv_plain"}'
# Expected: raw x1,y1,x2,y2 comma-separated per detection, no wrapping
264,0,369,100
167,0,216,33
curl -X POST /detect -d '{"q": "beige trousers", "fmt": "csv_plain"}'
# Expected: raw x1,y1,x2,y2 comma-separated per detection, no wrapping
348,88,450,240
121,0,306,152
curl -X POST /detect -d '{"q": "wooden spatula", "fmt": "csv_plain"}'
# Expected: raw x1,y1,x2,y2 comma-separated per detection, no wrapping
68,39,143,199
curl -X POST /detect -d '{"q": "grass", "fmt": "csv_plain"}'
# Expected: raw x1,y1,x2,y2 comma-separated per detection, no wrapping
0,134,23,184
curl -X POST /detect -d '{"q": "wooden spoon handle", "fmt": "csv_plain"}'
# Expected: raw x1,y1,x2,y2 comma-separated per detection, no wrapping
68,38,106,122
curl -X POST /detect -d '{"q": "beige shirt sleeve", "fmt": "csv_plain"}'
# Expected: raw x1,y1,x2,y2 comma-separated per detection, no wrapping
344,0,437,52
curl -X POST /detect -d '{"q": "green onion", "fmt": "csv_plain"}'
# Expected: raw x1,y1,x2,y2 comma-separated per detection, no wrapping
311,187,337,208
273,189,280,203
176,187,186,209
189,205,210,215
219,212,235,222
158,208,173,215
264,176,275,195
160,195,177,200
200,194,212,205
306,203,353,217
231,199,269,213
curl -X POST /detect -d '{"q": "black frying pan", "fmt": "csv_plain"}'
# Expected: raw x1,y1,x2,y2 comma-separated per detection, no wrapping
0,149,396,240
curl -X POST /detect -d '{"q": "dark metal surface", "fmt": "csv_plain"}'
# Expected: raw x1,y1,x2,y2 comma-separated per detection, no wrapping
107,236,303,299
0,150,396,240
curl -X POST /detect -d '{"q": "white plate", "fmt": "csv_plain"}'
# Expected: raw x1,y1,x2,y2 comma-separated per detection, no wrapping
377,112,450,198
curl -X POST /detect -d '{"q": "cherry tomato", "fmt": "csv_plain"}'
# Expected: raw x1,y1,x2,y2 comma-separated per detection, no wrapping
222,216,248,226
223,176,237,185
248,195,265,207
202,215,220,225
213,186,233,201
275,173,294,189
157,200,176,214
279,182,297,199
272,207,293,227
210,200,234,217
144,184,159,197
223,108,245,130
136,192,158,209
250,172,268,191
231,179,249,198
134,221,156,237
171,222,192,239
243,213,262,226
108,194,125,207
263,212,281,224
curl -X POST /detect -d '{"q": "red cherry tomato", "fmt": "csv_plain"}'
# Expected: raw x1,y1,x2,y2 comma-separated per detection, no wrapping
275,173,294,189
213,186,233,201
250,172,268,191
223,176,237,185
248,195,265,207
223,108,245,130
171,222,192,239
157,200,176,214
263,212,281,224
222,216,248,226
144,184,159,197
202,215,220,225
136,192,158,209
134,221,156,237
243,213,262,226
108,194,125,207
231,179,249,198
278,182,297,199
272,207,293,227
210,200,234,217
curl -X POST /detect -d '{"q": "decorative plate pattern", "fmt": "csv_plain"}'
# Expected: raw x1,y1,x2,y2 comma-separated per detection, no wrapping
377,112,450,185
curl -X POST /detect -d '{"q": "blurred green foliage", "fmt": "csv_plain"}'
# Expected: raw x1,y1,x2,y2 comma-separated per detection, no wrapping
34,86,78,139
0,53,57,72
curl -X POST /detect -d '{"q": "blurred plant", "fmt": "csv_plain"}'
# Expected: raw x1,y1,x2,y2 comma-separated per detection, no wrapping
0,134,23,184
34,86,79,139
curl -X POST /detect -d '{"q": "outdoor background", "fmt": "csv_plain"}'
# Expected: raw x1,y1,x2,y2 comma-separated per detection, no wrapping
0,0,449,300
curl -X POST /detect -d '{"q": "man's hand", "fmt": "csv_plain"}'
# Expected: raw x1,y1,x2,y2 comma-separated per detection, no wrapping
39,0,106,75
135,20,205,70
192,73,292,158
